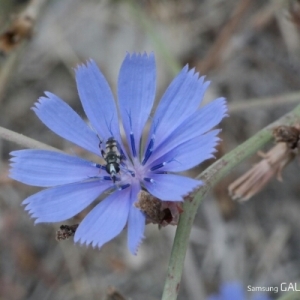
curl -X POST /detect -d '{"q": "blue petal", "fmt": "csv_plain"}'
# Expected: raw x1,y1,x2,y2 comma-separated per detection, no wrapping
151,98,227,161
148,130,220,172
23,179,111,223
146,66,210,152
33,93,100,156
74,187,131,248
10,150,103,187
118,53,156,157
127,182,145,254
143,174,202,201
75,60,121,142
220,282,245,300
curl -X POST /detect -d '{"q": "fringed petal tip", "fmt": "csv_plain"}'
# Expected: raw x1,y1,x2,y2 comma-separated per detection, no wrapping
25,209,43,224
182,179,203,199
44,91,56,98
33,91,55,106
74,236,104,250
75,236,112,250
26,209,39,220
203,153,216,161
74,60,104,84
129,234,145,255
9,150,20,158
182,180,203,198
75,59,96,71
31,98,44,112
218,97,229,117
8,159,18,177
22,199,30,206
213,136,222,146
212,137,222,148
30,96,46,114
181,64,204,83
181,64,211,86
124,51,154,60
128,211,146,255
73,234,94,247
9,163,20,173
31,92,54,114
73,238,103,250
210,97,229,122
33,218,44,224
23,204,49,224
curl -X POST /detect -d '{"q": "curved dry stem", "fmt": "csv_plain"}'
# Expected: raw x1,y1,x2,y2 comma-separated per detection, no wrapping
0,126,61,152
229,91,300,113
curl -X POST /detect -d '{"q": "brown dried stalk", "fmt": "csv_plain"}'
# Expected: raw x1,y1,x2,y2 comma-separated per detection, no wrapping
228,125,300,201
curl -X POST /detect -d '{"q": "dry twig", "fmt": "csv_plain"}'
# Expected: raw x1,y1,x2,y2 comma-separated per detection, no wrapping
197,0,253,73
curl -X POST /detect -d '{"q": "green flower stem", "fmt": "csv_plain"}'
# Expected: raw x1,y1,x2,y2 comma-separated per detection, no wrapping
0,126,62,152
161,103,300,300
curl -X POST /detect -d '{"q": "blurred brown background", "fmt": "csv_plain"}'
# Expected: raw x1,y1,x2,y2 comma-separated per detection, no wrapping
0,0,300,299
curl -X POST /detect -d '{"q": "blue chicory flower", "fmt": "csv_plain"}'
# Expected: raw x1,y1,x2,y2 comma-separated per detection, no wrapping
9,53,227,254
207,282,272,300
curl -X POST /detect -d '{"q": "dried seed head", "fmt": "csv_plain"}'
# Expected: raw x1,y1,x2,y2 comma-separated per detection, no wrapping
228,125,299,201
135,190,183,226
56,224,79,241
273,125,300,149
